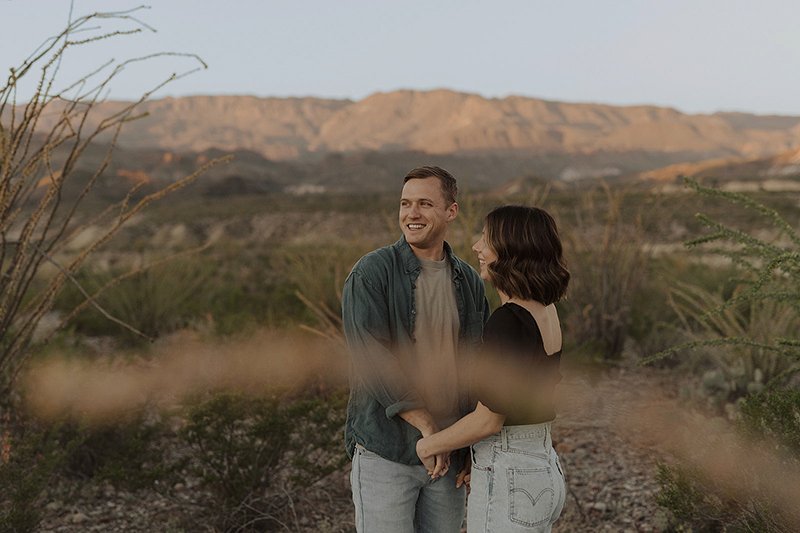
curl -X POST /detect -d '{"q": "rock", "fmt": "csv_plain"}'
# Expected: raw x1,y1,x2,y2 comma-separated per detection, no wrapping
70,512,89,524
44,501,61,512
702,369,727,392
103,482,116,497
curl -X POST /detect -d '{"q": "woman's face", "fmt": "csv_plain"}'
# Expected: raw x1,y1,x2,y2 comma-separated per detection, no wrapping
471,227,498,281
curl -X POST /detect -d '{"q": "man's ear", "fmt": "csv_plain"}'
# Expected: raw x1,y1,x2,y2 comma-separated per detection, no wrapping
447,202,459,221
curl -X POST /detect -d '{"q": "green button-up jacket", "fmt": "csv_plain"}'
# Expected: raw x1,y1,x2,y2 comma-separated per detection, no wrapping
342,236,490,465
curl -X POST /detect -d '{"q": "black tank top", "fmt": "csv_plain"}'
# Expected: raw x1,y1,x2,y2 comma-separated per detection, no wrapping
472,302,562,425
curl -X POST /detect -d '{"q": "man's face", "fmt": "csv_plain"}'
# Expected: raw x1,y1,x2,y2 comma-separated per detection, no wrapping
399,177,458,255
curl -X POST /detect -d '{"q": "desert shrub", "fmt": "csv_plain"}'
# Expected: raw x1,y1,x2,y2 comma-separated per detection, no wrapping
740,388,800,456
654,179,800,531
206,279,307,336
667,283,799,400
0,8,219,393
561,183,652,359
274,243,370,343
201,246,312,336
180,390,347,532
54,259,211,345
647,179,800,383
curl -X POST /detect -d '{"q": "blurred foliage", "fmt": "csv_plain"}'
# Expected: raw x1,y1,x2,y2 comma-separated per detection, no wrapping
655,461,789,533
657,388,800,532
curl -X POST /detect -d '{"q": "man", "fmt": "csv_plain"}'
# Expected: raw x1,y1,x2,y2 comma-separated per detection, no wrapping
342,166,490,532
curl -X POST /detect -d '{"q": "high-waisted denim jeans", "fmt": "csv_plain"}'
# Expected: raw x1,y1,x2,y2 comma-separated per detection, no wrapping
350,443,466,533
467,423,565,532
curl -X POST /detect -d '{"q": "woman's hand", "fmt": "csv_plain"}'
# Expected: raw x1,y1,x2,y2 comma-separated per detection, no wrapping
416,437,449,479
455,460,471,489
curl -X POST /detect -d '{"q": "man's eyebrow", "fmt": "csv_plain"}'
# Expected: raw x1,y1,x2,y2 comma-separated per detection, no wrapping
400,196,434,202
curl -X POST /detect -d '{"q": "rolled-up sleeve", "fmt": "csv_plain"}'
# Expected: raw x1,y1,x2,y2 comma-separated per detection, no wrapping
342,268,423,419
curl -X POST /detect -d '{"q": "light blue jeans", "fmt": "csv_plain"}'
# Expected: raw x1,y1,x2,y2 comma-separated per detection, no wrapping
467,423,565,532
350,443,466,533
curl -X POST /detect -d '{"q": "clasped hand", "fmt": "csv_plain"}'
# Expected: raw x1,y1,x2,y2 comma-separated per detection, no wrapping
416,436,470,488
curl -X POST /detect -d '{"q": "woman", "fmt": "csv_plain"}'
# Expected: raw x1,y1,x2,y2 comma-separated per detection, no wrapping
416,205,570,532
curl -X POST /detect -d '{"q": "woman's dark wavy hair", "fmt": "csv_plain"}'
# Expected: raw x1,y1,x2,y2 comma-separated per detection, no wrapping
485,205,570,305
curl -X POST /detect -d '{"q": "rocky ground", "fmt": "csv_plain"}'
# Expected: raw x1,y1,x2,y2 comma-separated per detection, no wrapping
35,367,674,532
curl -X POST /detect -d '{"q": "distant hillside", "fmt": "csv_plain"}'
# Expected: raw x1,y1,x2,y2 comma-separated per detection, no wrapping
634,146,800,192
26,91,800,165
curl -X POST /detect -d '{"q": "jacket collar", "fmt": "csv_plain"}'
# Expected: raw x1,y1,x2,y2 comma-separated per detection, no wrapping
394,236,464,279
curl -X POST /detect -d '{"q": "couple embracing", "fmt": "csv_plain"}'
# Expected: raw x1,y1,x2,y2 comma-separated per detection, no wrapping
343,166,569,532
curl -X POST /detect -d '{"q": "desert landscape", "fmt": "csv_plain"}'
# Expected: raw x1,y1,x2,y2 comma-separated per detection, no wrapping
2,4,800,533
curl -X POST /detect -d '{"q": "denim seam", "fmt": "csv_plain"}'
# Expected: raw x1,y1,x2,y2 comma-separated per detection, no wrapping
354,449,365,532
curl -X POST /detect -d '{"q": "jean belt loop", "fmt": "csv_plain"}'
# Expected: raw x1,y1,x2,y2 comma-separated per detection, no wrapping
501,427,509,452
543,424,551,453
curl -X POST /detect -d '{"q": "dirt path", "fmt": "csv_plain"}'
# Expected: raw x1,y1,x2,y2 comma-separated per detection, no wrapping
551,372,668,531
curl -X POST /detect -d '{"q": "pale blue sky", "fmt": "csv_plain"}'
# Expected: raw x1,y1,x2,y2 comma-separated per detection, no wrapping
2,0,799,115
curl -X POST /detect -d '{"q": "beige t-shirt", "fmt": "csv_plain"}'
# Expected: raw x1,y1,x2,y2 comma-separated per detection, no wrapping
413,257,460,428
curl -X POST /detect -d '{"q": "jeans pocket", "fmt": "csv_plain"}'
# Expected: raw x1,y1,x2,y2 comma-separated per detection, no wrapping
470,442,492,472
507,467,555,527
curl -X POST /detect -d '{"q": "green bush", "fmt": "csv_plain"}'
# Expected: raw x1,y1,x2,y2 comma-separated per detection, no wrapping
740,388,800,456
180,390,347,532
54,259,212,345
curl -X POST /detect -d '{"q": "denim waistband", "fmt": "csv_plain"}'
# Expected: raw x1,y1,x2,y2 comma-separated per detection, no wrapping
482,422,552,453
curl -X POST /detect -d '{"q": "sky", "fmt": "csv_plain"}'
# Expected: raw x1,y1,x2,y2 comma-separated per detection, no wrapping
1,0,799,116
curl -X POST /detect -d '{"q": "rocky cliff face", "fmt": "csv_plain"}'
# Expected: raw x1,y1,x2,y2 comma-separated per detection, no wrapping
27,90,800,162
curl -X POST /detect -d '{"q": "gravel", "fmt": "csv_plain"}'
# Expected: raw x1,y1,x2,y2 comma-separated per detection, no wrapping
35,368,673,532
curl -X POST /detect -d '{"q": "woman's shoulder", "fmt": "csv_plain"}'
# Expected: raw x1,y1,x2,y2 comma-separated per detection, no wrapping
486,303,519,325
486,303,533,337
488,302,554,345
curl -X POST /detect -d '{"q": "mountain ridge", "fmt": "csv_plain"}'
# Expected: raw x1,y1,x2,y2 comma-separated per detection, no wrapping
26,90,800,163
